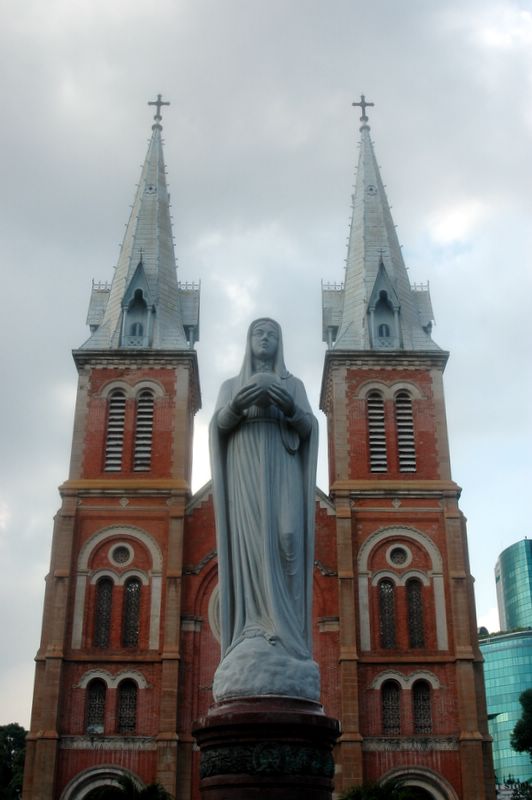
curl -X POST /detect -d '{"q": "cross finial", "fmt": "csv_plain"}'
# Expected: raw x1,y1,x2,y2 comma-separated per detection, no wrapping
148,94,170,123
352,94,374,122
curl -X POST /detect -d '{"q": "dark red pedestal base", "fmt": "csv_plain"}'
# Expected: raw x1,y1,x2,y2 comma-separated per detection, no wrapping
192,697,340,799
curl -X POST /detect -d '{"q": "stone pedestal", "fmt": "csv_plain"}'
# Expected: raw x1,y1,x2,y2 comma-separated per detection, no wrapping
192,697,340,799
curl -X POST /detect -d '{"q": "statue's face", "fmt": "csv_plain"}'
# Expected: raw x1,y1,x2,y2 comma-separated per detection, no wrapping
251,321,279,361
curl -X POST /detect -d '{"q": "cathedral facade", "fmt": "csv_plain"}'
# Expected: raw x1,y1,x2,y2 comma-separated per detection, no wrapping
22,100,494,800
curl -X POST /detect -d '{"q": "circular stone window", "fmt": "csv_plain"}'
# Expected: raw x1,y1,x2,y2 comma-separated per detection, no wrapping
110,543,133,566
386,544,412,568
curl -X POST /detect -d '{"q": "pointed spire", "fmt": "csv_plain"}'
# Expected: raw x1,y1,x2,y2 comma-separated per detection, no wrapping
81,96,198,351
323,97,438,352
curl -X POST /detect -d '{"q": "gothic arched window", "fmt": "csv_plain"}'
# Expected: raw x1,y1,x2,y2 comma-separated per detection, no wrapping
117,679,137,733
407,578,425,648
93,577,113,648
133,390,154,471
367,391,388,472
382,680,401,735
378,323,390,337
379,579,396,648
104,390,126,471
85,679,106,734
413,680,432,733
122,577,141,648
395,391,416,472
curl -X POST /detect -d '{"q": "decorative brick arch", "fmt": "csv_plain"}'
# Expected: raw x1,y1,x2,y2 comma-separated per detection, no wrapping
382,766,459,800
71,526,163,650
358,526,447,652
59,766,143,800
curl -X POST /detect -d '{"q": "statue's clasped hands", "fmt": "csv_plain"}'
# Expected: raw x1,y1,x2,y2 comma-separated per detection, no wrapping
231,379,295,417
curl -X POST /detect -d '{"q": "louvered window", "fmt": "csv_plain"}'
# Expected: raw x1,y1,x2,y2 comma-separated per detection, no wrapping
379,579,396,649
104,390,126,471
382,680,401,735
93,577,113,648
395,391,416,472
122,577,141,648
413,680,432,733
133,391,154,471
407,578,425,648
86,679,106,734
367,391,388,472
117,680,137,733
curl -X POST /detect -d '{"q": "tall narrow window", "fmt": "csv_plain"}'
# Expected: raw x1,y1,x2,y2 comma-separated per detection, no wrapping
133,390,154,471
407,578,425,648
413,680,432,733
395,391,416,472
122,577,141,648
379,579,396,648
367,391,388,472
104,390,126,471
86,679,106,734
382,680,401,735
117,680,137,733
93,577,113,648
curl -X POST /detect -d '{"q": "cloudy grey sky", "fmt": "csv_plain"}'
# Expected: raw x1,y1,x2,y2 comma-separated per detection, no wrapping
1,0,531,726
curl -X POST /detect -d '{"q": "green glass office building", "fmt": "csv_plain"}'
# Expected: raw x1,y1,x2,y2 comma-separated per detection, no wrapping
480,630,532,783
496,539,532,631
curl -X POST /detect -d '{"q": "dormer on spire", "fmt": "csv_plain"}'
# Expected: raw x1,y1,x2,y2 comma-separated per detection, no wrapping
80,97,199,352
322,99,439,353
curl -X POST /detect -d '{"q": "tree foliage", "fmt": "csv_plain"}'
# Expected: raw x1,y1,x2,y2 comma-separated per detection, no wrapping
85,776,173,800
509,781,532,800
339,778,418,800
0,723,26,800
511,689,532,760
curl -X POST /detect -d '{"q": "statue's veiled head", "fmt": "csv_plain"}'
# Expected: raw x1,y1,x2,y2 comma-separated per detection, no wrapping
239,318,289,382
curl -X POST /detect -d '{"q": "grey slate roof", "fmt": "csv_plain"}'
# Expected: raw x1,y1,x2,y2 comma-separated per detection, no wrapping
322,118,440,352
80,121,197,350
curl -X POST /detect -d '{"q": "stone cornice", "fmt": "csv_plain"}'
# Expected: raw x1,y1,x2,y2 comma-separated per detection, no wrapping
59,736,157,751
59,479,190,497
362,736,459,752
330,479,461,500
72,348,201,412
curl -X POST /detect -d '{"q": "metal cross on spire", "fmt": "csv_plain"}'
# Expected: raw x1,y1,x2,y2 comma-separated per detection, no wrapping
352,94,374,122
148,94,170,122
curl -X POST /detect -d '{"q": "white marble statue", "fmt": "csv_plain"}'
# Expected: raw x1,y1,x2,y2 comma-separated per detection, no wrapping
209,318,320,701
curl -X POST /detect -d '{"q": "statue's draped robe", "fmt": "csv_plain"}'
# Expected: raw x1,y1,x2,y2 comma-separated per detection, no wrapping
209,323,319,700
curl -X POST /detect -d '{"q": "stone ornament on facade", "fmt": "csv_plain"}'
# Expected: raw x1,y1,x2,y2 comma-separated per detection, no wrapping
209,318,320,701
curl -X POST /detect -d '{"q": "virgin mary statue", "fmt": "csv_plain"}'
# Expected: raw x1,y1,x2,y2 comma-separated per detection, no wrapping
209,318,320,701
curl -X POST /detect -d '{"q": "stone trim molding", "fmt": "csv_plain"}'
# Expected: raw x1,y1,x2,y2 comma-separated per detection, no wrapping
370,669,441,690
99,378,165,399
353,379,425,401
89,568,149,586
78,525,163,571
76,668,150,689
370,568,430,587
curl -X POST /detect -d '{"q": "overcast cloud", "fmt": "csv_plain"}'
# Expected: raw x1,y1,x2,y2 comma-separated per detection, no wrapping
1,0,531,726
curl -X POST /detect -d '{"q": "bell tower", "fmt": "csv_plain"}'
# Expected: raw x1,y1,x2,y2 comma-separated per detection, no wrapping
23,98,200,800
321,99,495,799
